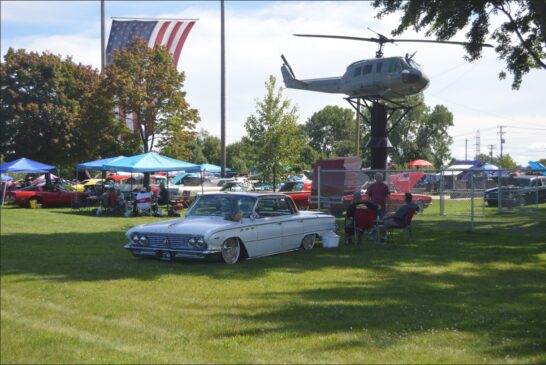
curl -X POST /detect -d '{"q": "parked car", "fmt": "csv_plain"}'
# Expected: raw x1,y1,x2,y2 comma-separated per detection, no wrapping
4,185,89,208
220,180,253,192
72,178,103,192
279,180,312,209
484,175,546,207
124,192,336,264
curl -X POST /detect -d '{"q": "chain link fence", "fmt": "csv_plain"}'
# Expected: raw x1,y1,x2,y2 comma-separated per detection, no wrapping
314,167,546,231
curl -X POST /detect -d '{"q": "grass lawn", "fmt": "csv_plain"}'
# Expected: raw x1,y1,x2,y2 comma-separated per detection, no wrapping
1,203,545,364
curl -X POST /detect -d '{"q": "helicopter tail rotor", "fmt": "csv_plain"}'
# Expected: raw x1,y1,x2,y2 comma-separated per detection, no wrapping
281,54,296,78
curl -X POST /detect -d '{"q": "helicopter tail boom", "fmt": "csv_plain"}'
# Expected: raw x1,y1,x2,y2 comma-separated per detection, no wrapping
281,55,341,93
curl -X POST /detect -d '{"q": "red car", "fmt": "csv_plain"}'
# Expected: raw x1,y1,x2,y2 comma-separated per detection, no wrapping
279,180,312,209
5,185,88,208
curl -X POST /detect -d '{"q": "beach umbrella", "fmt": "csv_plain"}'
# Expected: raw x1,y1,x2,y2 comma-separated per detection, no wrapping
407,159,433,167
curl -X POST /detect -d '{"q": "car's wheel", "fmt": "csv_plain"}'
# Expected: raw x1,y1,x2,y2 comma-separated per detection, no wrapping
28,197,41,208
516,195,526,207
301,234,316,250
221,238,240,264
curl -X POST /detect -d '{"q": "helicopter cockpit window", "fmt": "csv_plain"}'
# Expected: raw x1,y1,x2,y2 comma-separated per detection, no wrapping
376,62,382,73
387,59,401,73
400,59,411,70
353,66,362,77
407,58,421,70
363,64,373,75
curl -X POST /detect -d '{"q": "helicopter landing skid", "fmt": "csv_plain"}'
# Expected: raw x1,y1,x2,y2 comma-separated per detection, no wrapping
345,95,417,170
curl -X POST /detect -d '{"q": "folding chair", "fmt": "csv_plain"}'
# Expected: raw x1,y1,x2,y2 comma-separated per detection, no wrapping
386,208,416,241
353,207,378,244
135,191,153,216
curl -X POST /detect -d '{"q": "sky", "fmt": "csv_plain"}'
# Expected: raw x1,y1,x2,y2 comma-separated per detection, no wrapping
2,0,545,166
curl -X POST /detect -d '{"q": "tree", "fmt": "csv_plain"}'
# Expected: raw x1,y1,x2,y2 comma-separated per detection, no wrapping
373,0,546,89
0,48,99,167
304,105,356,157
197,130,221,165
226,137,255,175
475,153,518,168
244,76,305,187
103,37,199,153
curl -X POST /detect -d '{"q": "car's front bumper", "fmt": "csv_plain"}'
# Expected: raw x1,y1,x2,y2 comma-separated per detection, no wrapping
124,243,221,261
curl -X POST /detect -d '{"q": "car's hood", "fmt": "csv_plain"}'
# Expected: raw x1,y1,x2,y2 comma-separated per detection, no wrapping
126,216,238,237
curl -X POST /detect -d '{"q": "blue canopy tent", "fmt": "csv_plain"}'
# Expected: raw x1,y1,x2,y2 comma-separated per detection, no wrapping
0,157,56,173
0,158,56,206
103,152,196,172
76,156,127,170
1,174,14,181
103,152,197,211
183,163,230,174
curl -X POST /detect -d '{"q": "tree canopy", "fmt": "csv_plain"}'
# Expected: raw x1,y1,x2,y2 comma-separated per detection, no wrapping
1,48,99,167
373,0,546,89
103,37,200,153
244,76,305,186
304,105,356,158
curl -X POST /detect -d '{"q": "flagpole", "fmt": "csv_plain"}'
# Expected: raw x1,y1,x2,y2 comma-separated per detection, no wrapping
220,0,226,178
101,0,106,71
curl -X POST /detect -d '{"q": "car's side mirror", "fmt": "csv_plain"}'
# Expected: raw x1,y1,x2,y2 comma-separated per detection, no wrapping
250,212,258,221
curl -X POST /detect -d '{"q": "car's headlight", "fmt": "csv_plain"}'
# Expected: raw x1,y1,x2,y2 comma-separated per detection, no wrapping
189,236,206,249
139,235,148,246
131,233,140,243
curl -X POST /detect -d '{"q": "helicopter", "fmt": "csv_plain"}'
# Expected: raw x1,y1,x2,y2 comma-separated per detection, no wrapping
281,30,493,100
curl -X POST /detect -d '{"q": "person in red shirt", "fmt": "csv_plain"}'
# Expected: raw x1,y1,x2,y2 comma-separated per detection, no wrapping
366,172,390,219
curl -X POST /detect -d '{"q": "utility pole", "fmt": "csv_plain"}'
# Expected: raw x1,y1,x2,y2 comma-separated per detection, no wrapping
220,0,226,177
465,139,468,160
475,130,480,160
487,144,496,163
498,125,506,167
101,0,105,71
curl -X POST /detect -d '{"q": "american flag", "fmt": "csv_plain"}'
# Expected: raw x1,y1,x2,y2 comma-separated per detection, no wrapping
106,19,196,66
106,19,196,134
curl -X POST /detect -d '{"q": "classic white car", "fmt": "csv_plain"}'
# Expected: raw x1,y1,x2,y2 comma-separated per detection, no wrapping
124,192,336,264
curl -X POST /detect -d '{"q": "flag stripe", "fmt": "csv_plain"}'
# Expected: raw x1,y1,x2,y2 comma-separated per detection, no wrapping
165,22,183,53
160,22,177,47
153,21,171,47
168,22,188,54
148,21,165,48
173,22,195,66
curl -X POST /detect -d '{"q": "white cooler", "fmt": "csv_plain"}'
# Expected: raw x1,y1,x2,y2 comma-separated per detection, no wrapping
322,232,340,248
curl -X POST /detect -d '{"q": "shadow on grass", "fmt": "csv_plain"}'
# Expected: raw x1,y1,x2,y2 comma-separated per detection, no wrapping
214,266,545,360
2,209,545,361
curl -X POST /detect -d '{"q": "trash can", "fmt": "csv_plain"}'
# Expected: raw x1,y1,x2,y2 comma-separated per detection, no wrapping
29,200,37,209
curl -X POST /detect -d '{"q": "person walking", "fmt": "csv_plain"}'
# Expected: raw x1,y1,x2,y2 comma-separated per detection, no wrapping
366,172,390,219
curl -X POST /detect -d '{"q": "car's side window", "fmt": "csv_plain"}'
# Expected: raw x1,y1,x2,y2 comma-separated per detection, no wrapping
256,197,295,217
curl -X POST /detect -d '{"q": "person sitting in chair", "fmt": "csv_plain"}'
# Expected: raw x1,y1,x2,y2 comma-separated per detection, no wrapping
378,192,420,243
344,191,378,245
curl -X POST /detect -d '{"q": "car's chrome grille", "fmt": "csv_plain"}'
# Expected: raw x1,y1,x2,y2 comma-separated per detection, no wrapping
144,233,192,249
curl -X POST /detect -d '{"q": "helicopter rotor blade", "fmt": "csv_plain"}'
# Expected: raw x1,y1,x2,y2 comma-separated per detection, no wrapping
391,38,494,48
293,34,393,44
293,33,493,48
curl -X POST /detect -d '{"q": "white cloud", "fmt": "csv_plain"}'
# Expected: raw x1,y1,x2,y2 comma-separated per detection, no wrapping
1,0,544,165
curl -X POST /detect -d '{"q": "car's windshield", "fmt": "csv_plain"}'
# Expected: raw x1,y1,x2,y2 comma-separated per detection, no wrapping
187,195,256,218
280,182,305,192
509,179,532,187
